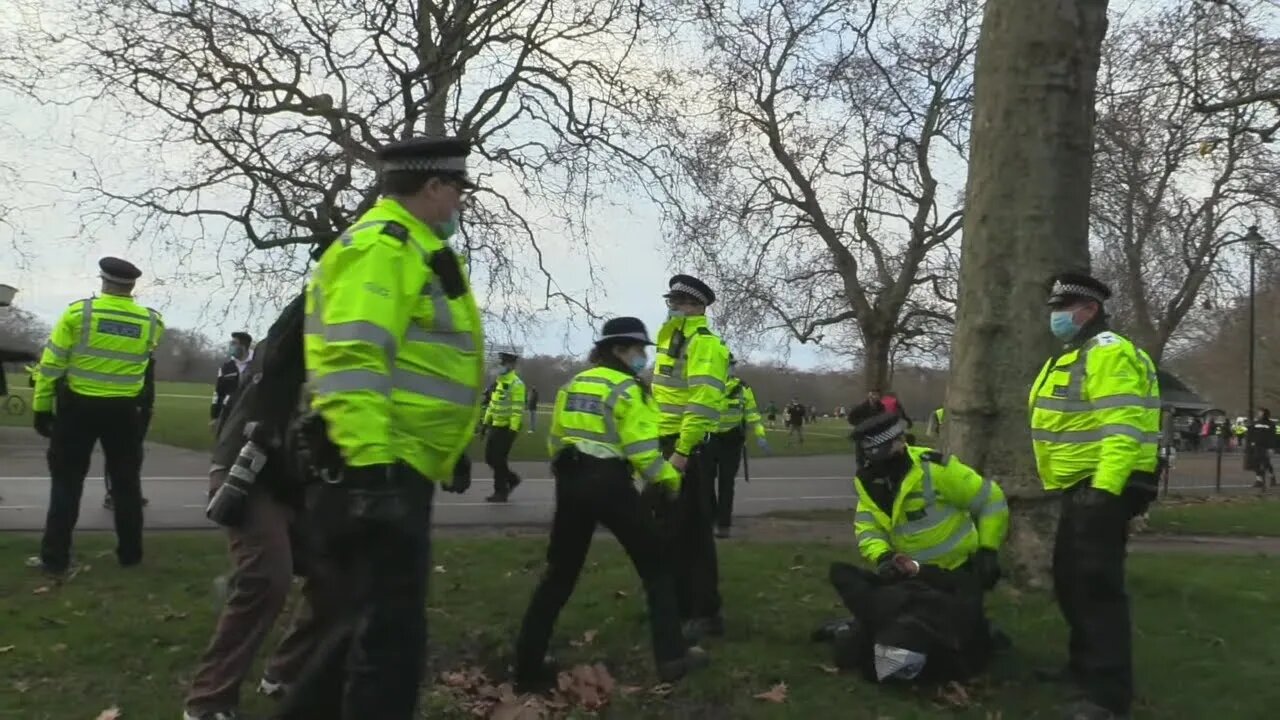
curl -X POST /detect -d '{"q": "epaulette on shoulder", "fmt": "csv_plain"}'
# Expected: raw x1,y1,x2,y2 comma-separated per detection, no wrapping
695,326,713,336
919,450,949,465
380,221,410,243
1087,331,1124,348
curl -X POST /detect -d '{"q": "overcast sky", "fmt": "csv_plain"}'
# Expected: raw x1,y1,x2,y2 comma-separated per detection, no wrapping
0,79,832,368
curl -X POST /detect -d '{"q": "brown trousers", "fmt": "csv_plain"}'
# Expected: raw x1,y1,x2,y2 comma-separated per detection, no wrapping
184,471,325,714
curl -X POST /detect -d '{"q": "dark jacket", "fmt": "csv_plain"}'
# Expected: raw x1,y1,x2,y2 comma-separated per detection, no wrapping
211,358,245,420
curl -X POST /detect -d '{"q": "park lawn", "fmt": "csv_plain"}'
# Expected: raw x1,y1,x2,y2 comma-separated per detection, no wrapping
2,378,859,461
1145,495,1280,536
1,534,1277,719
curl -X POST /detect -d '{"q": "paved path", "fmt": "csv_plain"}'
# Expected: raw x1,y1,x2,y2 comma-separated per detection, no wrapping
0,427,1264,532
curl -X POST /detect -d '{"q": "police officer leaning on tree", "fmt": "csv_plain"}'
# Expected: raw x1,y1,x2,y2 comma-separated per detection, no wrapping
28,257,164,575
278,136,481,720
652,274,731,640
514,316,710,691
1030,272,1161,720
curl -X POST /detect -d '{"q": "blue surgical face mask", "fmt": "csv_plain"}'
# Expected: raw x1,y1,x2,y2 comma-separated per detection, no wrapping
1049,310,1081,341
229,343,244,359
666,308,685,321
435,209,460,240
628,351,648,374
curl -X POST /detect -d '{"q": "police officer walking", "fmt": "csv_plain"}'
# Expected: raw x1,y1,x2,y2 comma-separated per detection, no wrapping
652,274,731,639
282,137,483,719
484,347,526,502
1030,273,1160,720
28,257,164,574
712,354,769,538
514,317,710,690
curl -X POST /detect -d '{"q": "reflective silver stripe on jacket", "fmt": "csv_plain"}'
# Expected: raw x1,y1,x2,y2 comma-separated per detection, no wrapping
312,367,477,406
688,375,725,391
1033,394,1162,412
1031,426,1161,444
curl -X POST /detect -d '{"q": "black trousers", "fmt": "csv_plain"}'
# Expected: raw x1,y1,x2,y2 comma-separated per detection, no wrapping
658,435,722,621
41,394,144,571
104,409,151,495
1053,484,1133,715
515,455,686,675
828,561,990,683
484,426,521,495
712,429,745,529
275,464,434,720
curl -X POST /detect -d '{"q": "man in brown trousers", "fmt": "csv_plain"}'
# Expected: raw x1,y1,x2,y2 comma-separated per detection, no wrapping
183,296,325,720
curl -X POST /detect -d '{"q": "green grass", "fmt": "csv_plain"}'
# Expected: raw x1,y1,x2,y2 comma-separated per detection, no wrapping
1145,495,1280,537
1,533,1277,719
1,375,860,461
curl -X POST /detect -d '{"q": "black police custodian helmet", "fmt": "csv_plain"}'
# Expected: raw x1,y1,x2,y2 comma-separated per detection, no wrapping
595,317,654,348
850,411,907,462
664,274,716,306
98,257,142,285
378,137,476,190
1046,272,1111,308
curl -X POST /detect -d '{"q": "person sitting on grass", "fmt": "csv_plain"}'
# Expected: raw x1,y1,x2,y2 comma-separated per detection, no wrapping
813,409,1010,686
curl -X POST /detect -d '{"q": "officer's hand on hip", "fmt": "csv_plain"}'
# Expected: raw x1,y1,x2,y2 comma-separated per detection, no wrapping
670,453,689,473
33,411,54,439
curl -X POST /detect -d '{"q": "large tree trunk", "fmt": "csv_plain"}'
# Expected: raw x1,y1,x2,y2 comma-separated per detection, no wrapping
862,331,893,393
946,0,1110,590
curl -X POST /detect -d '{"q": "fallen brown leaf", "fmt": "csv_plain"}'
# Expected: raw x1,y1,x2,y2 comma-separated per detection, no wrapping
32,586,50,595
619,685,644,695
95,709,122,720
0,645,14,654
491,700,543,720
936,681,972,708
648,683,674,697
754,682,788,703
816,664,839,675
614,590,629,599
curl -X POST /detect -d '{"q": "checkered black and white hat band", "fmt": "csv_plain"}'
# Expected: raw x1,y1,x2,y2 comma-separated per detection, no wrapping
1052,281,1105,303
382,156,468,174
669,281,710,304
863,420,906,447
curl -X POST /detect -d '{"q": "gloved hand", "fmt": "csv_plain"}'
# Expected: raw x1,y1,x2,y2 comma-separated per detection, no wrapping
972,547,1001,590
34,411,55,438
642,481,678,505
445,455,472,494
1076,485,1125,510
756,437,771,454
876,552,918,580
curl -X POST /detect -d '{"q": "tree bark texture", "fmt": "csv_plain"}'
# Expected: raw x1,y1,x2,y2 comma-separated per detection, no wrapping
946,0,1110,590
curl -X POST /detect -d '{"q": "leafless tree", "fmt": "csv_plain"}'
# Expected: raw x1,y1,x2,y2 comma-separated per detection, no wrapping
11,0,664,327
946,0,1110,589
1091,6,1280,364
643,0,976,389
1184,1,1280,126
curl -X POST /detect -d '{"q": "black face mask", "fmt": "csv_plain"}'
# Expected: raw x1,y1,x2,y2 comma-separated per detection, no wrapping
862,449,910,482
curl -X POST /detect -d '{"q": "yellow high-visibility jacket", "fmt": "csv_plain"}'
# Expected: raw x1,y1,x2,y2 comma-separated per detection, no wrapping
652,315,730,455
484,369,525,431
854,446,1009,571
33,294,164,412
304,197,485,482
1029,329,1161,495
718,376,767,438
548,365,681,490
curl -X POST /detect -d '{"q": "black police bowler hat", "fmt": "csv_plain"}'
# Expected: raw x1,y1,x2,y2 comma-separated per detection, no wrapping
664,274,715,306
1046,272,1111,307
